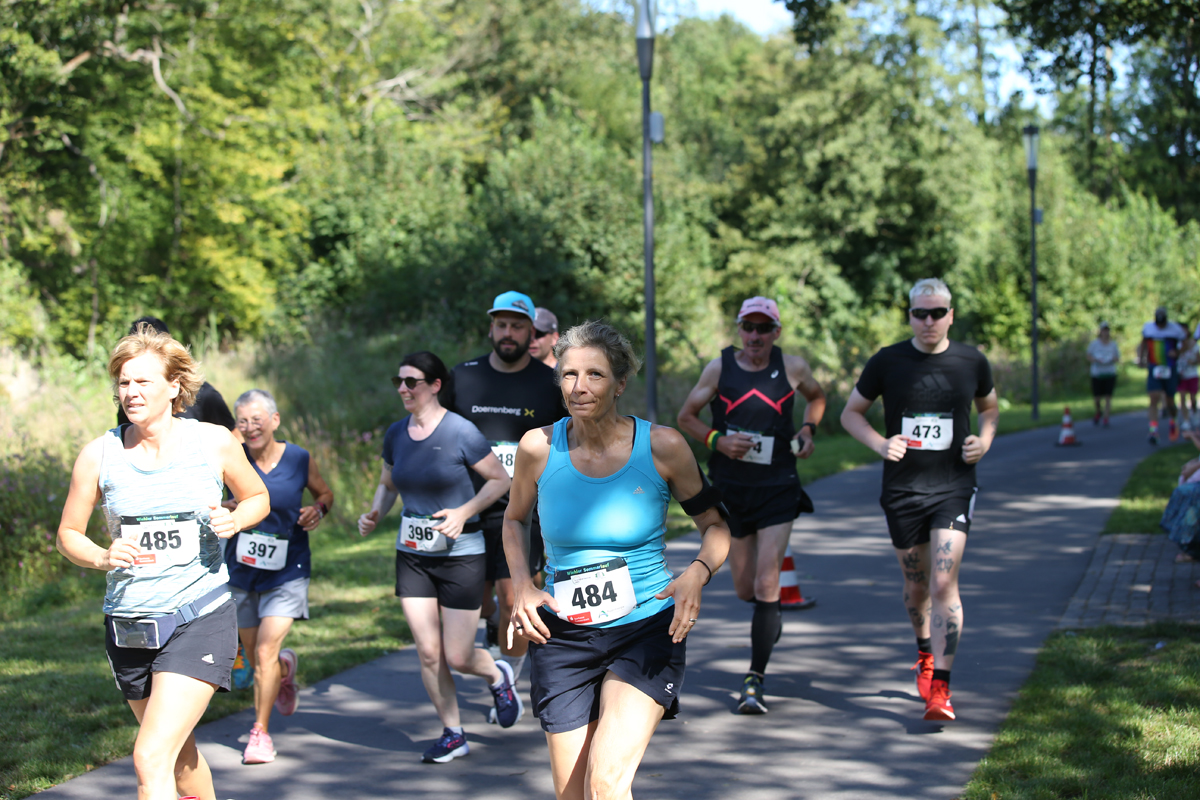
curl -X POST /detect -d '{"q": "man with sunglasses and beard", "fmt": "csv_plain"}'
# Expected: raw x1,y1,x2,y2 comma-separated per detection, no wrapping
841,278,999,722
678,296,826,715
442,291,565,704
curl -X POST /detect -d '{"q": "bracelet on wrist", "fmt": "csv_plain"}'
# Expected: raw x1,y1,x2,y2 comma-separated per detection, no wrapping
691,558,714,585
800,421,817,436
705,429,723,451
316,501,328,518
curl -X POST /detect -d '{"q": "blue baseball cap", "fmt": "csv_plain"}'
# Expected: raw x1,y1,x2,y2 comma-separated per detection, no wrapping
488,291,536,321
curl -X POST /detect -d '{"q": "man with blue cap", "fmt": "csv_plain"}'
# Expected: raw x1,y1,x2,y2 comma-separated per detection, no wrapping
442,291,565,707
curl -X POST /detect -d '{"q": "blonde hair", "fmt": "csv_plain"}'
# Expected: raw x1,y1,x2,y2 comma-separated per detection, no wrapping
909,278,952,305
108,325,203,414
553,320,642,385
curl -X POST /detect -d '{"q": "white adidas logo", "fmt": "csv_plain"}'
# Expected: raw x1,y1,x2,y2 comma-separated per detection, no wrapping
633,486,645,494
202,654,214,664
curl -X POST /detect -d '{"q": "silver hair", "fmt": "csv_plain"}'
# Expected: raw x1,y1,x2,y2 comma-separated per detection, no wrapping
234,388,278,416
553,320,642,385
909,277,952,305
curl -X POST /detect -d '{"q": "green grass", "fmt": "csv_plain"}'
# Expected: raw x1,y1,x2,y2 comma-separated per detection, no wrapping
1103,442,1198,534
963,623,1200,800
0,523,411,800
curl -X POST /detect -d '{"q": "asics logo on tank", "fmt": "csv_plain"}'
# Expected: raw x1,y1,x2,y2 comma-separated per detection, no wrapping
913,372,955,404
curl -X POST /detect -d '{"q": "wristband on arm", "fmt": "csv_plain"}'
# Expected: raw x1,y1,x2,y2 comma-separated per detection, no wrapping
705,429,723,450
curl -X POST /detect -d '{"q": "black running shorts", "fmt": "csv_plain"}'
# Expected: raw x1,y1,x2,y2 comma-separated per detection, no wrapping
717,481,814,539
395,551,486,610
528,605,685,733
105,599,238,700
482,516,546,582
881,488,978,550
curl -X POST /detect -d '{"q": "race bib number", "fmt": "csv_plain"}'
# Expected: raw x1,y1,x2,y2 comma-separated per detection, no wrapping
235,530,289,571
119,513,201,571
490,441,518,478
901,413,953,451
1153,365,1173,380
399,514,450,553
553,557,637,626
728,431,775,465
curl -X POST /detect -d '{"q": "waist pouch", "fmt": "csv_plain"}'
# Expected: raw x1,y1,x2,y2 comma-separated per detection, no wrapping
110,585,230,649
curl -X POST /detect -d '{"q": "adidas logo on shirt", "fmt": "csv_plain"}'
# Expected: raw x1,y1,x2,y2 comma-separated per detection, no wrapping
633,486,645,494
202,654,214,664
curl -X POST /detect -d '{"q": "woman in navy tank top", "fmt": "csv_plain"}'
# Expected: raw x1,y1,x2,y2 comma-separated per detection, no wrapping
501,321,731,800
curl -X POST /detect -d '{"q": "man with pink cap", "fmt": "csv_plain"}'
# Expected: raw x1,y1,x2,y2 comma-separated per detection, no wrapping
678,296,826,714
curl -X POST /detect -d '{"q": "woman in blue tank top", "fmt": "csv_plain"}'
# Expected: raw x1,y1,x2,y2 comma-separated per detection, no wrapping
501,321,731,800
56,327,269,800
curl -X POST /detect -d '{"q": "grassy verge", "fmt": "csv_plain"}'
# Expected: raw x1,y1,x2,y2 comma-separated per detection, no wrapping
963,623,1200,800
1103,442,1198,534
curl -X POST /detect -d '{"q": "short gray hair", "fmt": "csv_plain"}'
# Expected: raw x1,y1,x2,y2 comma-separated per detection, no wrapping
234,388,278,416
554,320,642,385
909,278,952,305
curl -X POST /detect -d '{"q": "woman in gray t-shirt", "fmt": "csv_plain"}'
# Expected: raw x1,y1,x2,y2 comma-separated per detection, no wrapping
1087,322,1120,426
357,351,523,763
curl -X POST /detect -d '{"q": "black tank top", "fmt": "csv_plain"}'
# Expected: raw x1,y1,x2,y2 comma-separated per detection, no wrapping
708,346,798,486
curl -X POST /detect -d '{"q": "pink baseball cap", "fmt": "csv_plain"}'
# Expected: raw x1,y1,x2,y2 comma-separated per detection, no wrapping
737,296,781,323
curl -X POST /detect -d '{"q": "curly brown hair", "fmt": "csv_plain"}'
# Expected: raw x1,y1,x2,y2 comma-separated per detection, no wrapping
107,325,203,414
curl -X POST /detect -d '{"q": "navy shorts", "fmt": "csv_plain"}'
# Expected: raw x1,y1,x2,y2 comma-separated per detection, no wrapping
1146,370,1179,395
881,489,978,550
528,605,685,733
105,599,238,700
395,551,486,610
717,480,814,539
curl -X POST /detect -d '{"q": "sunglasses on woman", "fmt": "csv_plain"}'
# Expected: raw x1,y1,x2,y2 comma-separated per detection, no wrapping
909,307,950,321
391,376,430,389
739,321,778,334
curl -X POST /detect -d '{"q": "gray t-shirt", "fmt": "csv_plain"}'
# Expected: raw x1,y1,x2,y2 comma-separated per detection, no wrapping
1087,339,1120,377
381,411,491,557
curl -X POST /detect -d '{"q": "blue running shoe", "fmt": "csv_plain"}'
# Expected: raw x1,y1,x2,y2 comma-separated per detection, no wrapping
422,728,469,763
490,660,524,728
232,641,254,690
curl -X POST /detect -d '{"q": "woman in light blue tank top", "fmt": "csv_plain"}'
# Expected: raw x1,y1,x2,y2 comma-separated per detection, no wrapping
57,327,269,800
500,321,731,800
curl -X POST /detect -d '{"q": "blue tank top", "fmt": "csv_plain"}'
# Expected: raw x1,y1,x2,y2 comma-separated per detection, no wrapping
538,416,674,627
225,442,311,592
98,420,229,616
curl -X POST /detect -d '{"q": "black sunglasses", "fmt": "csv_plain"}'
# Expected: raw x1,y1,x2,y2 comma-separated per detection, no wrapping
534,329,553,338
391,376,430,389
909,307,951,321
739,321,778,334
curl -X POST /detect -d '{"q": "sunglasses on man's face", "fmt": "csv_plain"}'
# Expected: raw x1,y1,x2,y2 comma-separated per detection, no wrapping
909,307,951,321
534,329,552,338
739,321,778,335
391,376,429,390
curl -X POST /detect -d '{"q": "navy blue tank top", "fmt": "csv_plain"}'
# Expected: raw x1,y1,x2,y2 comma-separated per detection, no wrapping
225,442,311,592
708,346,798,486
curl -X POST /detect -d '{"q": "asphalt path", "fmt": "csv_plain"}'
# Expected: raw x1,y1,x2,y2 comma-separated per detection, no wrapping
39,411,1154,800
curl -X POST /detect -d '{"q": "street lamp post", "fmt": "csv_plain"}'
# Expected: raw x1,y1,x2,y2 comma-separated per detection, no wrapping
1023,124,1040,421
636,0,658,423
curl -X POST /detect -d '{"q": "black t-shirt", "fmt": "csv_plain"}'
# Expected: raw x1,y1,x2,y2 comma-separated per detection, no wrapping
116,381,236,430
443,354,565,518
708,346,799,487
855,339,994,497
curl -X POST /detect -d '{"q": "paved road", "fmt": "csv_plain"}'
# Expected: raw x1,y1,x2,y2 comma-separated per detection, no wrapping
40,411,1197,800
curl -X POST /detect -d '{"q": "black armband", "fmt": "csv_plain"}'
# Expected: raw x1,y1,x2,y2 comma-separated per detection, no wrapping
680,471,729,519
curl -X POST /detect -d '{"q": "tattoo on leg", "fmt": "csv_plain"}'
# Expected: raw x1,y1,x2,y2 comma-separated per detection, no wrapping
935,557,955,573
949,603,961,614
907,607,925,627
932,613,943,630
937,540,952,554
905,569,927,584
945,619,960,655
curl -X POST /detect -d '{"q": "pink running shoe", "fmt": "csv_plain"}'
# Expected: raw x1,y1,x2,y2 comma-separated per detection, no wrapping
275,648,298,716
242,724,276,764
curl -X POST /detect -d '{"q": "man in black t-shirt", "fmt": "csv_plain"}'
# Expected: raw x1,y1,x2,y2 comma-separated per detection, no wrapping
442,291,564,692
678,296,826,715
841,278,998,723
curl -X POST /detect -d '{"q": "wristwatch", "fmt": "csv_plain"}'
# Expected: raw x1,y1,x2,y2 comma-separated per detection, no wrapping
800,422,817,436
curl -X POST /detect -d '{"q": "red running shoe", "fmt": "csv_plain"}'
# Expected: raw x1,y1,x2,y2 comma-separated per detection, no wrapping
923,679,955,721
911,651,935,701
1169,419,1180,442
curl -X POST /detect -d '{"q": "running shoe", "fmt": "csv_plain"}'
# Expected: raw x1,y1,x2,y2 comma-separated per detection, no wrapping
736,673,768,715
1170,419,1180,442
241,724,276,764
1093,413,1101,426
923,679,955,721
232,641,254,690
490,660,523,728
1149,426,1159,445
422,728,469,763
1103,417,1110,428
275,648,298,716
911,651,935,701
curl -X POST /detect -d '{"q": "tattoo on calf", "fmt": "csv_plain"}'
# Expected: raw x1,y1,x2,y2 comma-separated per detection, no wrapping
945,619,960,655
907,607,925,626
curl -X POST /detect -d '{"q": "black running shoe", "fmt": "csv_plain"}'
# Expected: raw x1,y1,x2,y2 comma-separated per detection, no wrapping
736,673,768,715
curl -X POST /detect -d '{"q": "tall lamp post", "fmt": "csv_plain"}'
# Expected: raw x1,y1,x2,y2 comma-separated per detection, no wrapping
636,0,658,422
1023,124,1040,421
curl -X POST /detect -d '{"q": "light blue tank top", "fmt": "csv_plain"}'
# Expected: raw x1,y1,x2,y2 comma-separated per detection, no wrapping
99,420,229,616
538,416,674,627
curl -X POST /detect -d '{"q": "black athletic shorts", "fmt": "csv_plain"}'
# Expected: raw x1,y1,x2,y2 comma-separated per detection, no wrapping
105,599,238,700
482,516,546,582
717,480,814,539
881,488,978,550
395,550,486,610
1091,375,1116,397
528,605,685,733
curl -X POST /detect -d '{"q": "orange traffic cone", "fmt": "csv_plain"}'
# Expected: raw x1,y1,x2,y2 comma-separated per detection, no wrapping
780,545,816,610
1057,406,1079,446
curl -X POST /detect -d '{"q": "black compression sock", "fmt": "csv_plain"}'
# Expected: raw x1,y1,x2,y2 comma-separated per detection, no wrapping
917,637,932,654
932,669,951,685
750,599,782,675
